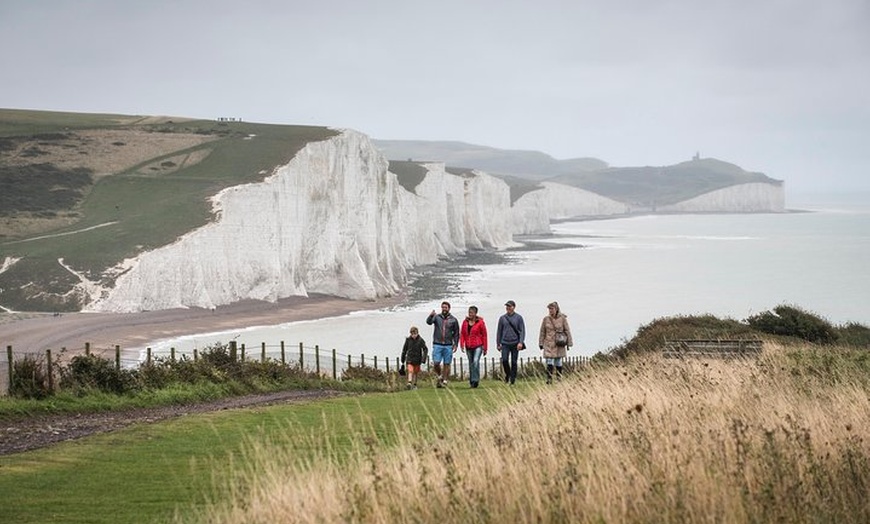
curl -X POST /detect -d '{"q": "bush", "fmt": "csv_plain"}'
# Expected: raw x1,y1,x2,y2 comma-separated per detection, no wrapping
747,305,838,344
612,314,753,358
59,354,136,395
10,355,52,399
342,364,387,382
835,322,870,348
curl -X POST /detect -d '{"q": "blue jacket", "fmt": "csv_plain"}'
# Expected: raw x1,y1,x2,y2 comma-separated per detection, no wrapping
497,312,525,346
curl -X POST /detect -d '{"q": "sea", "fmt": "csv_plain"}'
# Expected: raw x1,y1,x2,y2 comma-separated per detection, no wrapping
144,191,870,361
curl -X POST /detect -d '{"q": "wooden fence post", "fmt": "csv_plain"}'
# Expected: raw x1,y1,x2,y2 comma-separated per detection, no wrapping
261,342,266,363
171,347,176,361
374,355,378,371
194,348,199,361
7,346,13,395
146,347,152,365
85,342,90,356
332,349,337,380
115,345,120,371
46,349,54,392
299,342,304,368
229,341,237,361
315,345,320,376
281,341,286,364
240,343,246,362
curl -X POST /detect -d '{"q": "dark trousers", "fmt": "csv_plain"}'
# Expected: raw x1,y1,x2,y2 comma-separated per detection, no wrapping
500,343,519,383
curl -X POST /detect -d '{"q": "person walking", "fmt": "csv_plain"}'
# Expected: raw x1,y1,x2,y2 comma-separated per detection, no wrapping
459,305,488,388
426,301,460,388
496,300,525,385
538,301,574,384
400,326,428,389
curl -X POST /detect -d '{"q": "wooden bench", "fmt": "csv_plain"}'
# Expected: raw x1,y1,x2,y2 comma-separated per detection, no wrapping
663,339,763,359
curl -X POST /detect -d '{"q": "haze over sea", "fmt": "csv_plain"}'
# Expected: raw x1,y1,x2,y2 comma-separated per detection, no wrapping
147,192,869,359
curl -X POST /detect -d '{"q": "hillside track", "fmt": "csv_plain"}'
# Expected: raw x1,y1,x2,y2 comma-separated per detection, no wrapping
0,389,347,455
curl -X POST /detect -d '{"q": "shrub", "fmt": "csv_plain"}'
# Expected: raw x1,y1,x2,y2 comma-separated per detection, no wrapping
10,355,52,399
59,354,136,395
835,322,870,348
612,314,752,358
747,304,838,344
342,364,387,382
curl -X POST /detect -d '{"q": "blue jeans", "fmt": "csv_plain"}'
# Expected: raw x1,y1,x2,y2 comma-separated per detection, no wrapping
500,343,519,383
466,346,483,384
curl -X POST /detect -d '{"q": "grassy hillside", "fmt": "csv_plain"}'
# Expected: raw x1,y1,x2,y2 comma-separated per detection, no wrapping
0,108,337,311
375,139,783,207
551,158,783,207
3,342,866,523
375,139,608,180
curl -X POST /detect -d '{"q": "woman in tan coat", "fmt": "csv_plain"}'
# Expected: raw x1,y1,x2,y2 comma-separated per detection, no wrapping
538,301,573,384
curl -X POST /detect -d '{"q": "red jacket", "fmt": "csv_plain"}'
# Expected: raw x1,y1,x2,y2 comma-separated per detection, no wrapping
460,317,488,355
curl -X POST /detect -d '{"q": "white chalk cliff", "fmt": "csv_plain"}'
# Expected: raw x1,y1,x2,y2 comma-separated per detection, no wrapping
86,131,516,312
657,182,785,213
511,182,631,234
82,130,785,313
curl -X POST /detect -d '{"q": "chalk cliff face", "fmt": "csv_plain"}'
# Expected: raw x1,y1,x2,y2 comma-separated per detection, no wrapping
86,131,515,312
512,182,631,234
657,182,785,213
83,129,784,313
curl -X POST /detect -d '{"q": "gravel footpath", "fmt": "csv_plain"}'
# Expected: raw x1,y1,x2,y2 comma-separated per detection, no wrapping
0,389,345,456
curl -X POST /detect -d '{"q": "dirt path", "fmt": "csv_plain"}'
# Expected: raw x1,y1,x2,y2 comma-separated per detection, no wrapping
0,389,348,456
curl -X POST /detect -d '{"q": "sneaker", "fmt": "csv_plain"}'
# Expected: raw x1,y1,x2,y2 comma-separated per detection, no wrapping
406,383,413,390
504,376,510,383
436,378,444,388
546,377,552,385
442,379,448,387
412,385,418,390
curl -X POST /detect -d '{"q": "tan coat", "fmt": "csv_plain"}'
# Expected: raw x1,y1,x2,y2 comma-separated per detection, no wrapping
538,313,573,358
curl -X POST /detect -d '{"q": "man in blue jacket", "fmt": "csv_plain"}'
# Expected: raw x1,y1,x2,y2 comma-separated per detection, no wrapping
496,300,525,384
426,301,460,388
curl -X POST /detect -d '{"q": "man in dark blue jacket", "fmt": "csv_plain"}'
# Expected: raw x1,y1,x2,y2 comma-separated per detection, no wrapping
496,300,525,384
426,301,460,388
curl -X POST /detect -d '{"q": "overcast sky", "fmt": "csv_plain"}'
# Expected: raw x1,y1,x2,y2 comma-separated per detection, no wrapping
2,0,868,193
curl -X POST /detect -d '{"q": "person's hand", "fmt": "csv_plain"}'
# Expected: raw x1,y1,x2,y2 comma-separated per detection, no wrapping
452,346,457,353
518,342,524,351
430,309,436,316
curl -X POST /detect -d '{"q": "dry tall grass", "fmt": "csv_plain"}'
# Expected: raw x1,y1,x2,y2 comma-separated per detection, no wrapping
191,343,869,523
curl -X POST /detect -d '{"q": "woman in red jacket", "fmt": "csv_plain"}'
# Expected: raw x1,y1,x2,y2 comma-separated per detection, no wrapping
460,305,488,388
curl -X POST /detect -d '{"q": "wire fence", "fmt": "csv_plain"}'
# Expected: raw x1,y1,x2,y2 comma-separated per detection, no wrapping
1,341,591,396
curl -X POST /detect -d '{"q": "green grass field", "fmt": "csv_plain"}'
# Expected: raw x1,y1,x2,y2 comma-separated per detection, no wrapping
0,382,516,523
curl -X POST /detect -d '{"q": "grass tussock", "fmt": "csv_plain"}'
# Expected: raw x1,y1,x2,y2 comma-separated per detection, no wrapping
187,343,870,523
